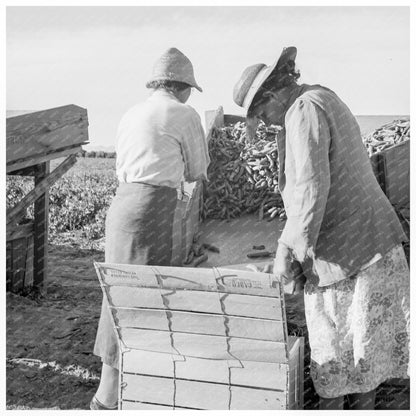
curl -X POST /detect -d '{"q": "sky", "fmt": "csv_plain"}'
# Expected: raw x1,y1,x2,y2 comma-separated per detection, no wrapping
6,5,411,149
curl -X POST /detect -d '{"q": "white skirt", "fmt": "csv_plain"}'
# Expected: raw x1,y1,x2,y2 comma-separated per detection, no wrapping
304,245,410,398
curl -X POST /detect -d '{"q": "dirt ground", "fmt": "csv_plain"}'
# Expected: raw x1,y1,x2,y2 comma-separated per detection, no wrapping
6,241,409,410
6,244,105,410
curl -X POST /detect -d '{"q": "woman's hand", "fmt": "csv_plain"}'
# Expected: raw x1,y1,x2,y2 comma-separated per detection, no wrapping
274,244,301,294
273,244,294,281
261,248,306,294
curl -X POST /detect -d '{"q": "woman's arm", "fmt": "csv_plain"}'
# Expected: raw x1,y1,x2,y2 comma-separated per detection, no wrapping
181,108,210,182
278,99,331,263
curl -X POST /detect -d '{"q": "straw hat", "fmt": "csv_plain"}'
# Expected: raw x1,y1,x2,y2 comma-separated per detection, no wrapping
146,47,202,92
233,47,297,110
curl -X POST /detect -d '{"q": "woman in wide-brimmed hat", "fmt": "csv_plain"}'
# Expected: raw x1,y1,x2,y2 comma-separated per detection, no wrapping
233,47,409,410
90,47,209,410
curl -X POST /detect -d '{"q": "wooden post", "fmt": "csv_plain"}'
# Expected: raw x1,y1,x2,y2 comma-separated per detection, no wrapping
33,162,50,295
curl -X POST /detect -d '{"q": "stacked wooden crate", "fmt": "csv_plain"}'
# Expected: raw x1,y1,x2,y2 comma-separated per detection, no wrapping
94,262,304,410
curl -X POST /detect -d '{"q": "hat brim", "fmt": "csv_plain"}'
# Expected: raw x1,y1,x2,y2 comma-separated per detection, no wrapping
243,46,297,112
146,78,203,92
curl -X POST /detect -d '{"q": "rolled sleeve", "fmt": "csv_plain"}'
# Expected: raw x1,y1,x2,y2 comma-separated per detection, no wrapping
181,108,210,182
279,100,331,262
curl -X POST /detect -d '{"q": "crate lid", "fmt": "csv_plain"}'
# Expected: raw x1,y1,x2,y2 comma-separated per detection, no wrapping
94,262,290,363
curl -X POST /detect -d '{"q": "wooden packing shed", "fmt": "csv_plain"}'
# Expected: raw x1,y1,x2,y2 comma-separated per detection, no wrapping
6,105,89,294
94,262,304,410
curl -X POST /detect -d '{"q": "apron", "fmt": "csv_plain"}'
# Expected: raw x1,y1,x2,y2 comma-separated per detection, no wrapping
93,182,177,368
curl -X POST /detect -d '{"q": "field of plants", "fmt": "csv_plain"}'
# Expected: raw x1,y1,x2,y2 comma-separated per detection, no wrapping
7,157,118,248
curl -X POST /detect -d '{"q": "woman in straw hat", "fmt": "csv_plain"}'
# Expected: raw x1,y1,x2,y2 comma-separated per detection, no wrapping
233,47,409,410
90,47,209,410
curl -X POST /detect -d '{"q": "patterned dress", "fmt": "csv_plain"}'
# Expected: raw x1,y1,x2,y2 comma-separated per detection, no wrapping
304,245,410,398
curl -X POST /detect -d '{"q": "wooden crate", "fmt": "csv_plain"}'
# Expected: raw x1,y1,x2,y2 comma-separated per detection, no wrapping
369,140,410,209
94,262,304,410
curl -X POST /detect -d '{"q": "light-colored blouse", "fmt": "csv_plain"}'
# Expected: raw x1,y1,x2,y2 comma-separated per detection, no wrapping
116,90,210,188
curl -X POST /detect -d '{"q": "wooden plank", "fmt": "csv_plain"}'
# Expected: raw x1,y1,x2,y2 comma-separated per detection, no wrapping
7,165,38,177
6,155,77,226
33,162,49,294
120,328,287,363
122,373,176,408
229,384,286,410
204,106,224,133
287,337,304,410
6,105,88,164
298,338,304,409
383,140,410,207
95,262,280,297
112,307,284,342
121,401,174,410
6,243,13,291
106,286,282,320
370,152,385,192
224,114,246,125
24,234,34,288
7,144,82,174
229,360,287,392
122,349,288,390
10,237,28,293
121,373,286,410
6,223,34,241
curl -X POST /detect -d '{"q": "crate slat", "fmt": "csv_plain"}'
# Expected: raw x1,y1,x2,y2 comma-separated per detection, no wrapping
119,327,287,362
6,223,34,242
106,286,283,320
122,349,288,390
121,401,176,410
7,144,82,174
288,337,304,409
121,373,286,410
24,234,34,288
96,263,280,297
9,237,28,292
113,307,284,341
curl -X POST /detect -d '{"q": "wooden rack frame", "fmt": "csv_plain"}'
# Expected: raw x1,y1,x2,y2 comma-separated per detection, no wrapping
6,105,89,294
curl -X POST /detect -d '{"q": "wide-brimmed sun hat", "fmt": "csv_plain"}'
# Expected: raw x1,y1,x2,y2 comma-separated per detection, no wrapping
146,47,202,92
233,46,297,111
